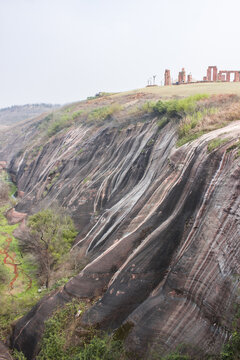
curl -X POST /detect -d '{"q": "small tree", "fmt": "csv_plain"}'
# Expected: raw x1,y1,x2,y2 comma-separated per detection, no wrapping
21,209,77,288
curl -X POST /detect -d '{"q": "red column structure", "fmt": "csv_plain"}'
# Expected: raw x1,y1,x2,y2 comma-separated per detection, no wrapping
164,69,171,86
206,66,218,81
207,66,212,81
226,72,231,82
213,66,218,81
178,68,186,83
234,72,240,82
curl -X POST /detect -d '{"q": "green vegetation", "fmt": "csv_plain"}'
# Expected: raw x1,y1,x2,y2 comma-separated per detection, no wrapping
83,176,91,184
141,94,212,142
87,104,122,124
142,94,209,119
87,92,116,100
40,102,122,137
220,331,240,360
0,171,17,197
227,139,240,157
36,300,124,360
43,109,83,137
20,209,77,288
142,94,240,147
47,113,74,137
178,108,217,139
207,138,230,152
0,202,49,340
0,262,9,284
13,349,27,360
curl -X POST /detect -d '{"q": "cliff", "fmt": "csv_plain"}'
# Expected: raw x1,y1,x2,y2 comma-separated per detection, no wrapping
0,90,239,359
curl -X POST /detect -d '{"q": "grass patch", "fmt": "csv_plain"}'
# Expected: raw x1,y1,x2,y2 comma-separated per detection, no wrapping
87,104,122,124
176,131,207,147
47,113,73,137
207,138,230,153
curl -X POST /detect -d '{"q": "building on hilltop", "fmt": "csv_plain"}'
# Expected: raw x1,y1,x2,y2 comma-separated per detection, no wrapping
164,67,193,86
204,66,240,82
178,68,186,84
164,69,171,86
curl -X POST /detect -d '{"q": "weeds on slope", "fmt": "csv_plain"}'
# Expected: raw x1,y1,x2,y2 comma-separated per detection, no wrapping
35,299,125,360
141,94,240,147
40,103,122,137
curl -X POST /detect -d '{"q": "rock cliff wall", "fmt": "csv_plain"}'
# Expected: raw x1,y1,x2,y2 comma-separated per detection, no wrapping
0,94,239,359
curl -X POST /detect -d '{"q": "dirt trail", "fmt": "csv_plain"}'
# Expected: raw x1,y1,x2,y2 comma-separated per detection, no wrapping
0,235,32,292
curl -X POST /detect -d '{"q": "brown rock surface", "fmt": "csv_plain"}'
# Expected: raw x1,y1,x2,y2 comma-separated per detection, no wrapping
5,208,27,225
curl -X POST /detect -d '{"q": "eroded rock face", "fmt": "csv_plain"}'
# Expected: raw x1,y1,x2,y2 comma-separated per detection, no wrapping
5,208,27,225
1,101,240,359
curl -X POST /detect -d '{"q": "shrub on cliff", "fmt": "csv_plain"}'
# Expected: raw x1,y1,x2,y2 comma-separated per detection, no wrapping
87,103,122,124
153,94,209,119
37,300,124,360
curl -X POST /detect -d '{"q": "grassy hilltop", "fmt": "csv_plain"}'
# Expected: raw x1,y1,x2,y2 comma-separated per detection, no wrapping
116,81,240,98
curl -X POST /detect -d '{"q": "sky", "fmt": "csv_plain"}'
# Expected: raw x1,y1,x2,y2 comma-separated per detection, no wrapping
0,0,240,108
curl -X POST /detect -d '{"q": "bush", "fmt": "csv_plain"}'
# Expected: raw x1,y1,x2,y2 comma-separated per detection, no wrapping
73,336,123,360
47,114,73,137
153,94,209,120
37,301,124,360
12,349,27,360
220,331,240,360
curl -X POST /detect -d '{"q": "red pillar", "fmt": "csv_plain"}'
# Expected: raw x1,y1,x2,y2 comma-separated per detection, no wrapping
226,72,231,82
178,71,182,83
164,69,171,86
207,67,212,81
234,72,240,82
213,66,218,81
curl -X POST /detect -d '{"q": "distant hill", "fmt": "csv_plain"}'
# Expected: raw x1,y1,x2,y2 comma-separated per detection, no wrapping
0,103,60,126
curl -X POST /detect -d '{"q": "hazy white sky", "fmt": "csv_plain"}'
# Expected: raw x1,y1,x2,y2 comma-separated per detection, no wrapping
0,0,240,108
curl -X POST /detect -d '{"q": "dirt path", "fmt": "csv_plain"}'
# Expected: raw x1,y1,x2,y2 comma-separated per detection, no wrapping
0,235,32,292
